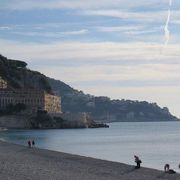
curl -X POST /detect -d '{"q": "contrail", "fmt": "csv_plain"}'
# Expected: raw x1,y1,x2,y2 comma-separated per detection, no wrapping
164,0,172,46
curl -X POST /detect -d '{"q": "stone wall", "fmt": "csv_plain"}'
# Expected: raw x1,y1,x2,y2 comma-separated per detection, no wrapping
0,115,31,128
50,112,88,122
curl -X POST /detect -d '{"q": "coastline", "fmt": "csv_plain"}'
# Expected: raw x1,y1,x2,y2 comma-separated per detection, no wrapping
0,141,180,180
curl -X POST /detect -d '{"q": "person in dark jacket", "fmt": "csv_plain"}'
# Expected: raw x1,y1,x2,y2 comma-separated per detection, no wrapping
164,164,170,172
28,140,31,148
32,140,35,147
134,155,142,169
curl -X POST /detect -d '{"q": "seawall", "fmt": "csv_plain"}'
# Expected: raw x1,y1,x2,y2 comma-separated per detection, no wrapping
0,115,31,128
0,113,108,129
0,140,180,180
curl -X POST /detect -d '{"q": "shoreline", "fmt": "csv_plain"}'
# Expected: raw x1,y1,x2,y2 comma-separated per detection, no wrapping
0,141,180,180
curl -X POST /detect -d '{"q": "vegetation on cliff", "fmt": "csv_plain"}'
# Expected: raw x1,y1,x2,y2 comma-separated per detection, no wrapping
0,54,52,93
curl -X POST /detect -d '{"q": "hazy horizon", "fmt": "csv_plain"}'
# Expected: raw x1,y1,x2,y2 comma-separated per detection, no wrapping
0,0,180,118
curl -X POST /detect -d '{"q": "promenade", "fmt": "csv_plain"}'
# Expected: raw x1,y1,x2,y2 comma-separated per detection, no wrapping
0,141,179,180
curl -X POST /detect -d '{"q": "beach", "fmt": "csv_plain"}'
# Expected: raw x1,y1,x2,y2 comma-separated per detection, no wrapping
0,141,179,180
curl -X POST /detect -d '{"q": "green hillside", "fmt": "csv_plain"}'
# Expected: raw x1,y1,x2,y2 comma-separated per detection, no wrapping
0,54,51,93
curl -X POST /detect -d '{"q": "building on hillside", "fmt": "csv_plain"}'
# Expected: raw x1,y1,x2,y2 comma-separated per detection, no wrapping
44,93,61,113
0,80,61,113
0,77,7,89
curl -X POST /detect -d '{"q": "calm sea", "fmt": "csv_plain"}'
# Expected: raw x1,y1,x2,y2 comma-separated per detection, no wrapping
0,121,180,171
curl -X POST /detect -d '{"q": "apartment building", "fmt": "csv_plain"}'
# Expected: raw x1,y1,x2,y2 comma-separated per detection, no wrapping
0,80,61,113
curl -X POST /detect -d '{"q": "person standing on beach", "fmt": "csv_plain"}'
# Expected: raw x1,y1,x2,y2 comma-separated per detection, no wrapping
134,155,142,169
32,140,35,147
28,140,31,148
164,164,170,172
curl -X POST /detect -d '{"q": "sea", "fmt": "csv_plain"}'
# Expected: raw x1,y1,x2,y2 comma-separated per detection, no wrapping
0,121,180,171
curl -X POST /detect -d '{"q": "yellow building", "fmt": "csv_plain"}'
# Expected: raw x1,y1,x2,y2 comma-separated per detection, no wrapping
0,78,7,89
44,93,61,113
0,80,61,113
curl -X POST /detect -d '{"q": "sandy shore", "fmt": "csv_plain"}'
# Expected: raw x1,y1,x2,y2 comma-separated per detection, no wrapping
0,141,180,180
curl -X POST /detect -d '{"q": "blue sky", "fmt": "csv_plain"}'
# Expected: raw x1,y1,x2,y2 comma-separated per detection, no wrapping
1,0,180,117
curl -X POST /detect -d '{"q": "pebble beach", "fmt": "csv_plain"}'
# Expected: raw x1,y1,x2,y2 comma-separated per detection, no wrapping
0,141,180,180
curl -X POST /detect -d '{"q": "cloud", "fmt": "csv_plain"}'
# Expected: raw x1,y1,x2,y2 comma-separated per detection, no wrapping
95,25,162,37
124,29,161,35
80,9,169,23
172,20,180,25
0,26,12,30
12,29,88,38
96,25,144,32
0,0,168,10
40,63,180,84
1,39,180,63
1,39,180,85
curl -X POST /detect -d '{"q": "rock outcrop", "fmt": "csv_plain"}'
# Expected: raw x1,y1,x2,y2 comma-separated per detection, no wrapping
0,112,108,129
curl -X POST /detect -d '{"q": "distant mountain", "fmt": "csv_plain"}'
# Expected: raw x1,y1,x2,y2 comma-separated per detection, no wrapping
48,78,179,122
0,54,179,122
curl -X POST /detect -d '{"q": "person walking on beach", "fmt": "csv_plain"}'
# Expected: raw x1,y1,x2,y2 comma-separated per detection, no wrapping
134,155,142,169
28,140,31,148
32,140,35,147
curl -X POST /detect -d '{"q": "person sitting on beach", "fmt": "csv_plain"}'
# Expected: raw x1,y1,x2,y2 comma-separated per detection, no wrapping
168,169,176,174
134,155,142,169
28,140,31,148
164,164,176,174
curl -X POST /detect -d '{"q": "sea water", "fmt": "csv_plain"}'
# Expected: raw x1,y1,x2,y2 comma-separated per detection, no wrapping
0,121,180,171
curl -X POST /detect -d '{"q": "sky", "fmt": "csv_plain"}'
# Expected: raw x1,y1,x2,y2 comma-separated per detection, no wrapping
0,0,180,117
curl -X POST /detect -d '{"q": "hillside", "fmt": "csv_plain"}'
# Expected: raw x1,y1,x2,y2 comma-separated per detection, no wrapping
0,54,52,93
0,54,179,122
48,79,179,122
